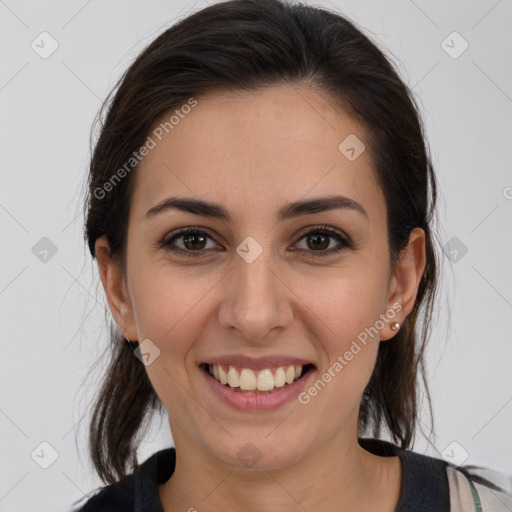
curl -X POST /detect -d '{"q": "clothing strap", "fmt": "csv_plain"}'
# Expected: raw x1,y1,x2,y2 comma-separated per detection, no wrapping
447,465,486,512
466,474,483,512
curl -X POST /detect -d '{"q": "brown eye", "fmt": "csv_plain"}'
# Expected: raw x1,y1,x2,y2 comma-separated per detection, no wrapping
293,226,353,256
181,232,208,250
159,225,353,259
305,233,330,251
160,228,219,257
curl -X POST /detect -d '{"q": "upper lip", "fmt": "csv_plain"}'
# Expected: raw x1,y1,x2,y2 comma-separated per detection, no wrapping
201,354,315,371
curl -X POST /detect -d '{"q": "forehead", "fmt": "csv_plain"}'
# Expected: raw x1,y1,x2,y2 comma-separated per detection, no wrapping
130,85,384,224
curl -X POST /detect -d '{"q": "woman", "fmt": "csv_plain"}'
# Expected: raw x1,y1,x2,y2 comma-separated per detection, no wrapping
74,0,512,510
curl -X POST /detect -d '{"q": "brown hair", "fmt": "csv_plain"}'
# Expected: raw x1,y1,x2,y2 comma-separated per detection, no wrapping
83,0,439,485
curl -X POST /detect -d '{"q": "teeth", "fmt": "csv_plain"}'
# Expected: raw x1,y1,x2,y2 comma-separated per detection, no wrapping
257,369,274,391
208,364,307,391
227,366,239,388
218,365,228,385
274,367,286,387
285,365,295,384
239,368,257,390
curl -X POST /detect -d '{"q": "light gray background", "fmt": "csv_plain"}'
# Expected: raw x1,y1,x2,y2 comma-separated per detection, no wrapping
1,0,511,510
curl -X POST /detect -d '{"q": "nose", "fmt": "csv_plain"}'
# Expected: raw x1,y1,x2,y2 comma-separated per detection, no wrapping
218,246,294,343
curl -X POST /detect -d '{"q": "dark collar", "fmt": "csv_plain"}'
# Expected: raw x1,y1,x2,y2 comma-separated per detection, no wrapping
83,438,450,511
358,437,450,512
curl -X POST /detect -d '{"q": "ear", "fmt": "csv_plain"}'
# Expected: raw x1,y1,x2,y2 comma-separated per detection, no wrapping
380,227,426,341
95,235,137,341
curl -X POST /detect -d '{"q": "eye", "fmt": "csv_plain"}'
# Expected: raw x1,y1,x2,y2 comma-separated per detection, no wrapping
158,225,353,258
292,225,353,257
159,227,220,257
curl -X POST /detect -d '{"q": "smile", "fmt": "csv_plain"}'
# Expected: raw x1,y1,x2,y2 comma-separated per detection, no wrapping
202,363,315,393
199,358,316,411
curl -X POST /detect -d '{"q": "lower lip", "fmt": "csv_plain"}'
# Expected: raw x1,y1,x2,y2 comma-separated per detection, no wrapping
200,366,315,411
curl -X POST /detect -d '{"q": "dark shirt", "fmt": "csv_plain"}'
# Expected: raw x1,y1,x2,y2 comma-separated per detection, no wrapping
75,437,483,511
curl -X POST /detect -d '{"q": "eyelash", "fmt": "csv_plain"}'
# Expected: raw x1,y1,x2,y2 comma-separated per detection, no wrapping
158,225,354,258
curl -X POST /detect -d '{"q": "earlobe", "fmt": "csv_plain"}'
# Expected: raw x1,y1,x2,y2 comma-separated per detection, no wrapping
94,235,137,341
380,227,426,341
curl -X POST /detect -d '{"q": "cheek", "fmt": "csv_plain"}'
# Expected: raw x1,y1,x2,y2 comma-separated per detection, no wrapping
292,266,387,405
128,267,219,413
130,254,388,360
298,265,387,346
129,265,219,358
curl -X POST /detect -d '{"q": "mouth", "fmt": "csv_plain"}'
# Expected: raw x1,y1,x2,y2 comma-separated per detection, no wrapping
199,362,316,394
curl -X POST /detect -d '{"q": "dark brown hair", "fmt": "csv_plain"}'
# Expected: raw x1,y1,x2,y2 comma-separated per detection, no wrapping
83,0,439,486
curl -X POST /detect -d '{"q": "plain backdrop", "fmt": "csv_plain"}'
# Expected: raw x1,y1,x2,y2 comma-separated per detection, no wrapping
0,0,511,510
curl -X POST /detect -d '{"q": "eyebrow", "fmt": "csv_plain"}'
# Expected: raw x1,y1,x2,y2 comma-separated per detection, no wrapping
145,195,368,221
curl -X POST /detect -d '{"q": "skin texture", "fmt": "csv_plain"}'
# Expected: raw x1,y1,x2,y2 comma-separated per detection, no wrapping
95,85,426,511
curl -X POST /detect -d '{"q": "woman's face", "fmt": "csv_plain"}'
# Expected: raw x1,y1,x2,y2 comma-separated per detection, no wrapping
97,84,424,470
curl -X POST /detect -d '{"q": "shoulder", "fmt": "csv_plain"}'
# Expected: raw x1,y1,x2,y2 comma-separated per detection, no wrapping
72,447,175,512
72,474,136,512
360,437,451,510
400,445,512,512
360,437,512,512
448,463,512,512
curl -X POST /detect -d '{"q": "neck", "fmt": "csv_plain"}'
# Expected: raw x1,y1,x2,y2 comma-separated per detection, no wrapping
158,425,401,512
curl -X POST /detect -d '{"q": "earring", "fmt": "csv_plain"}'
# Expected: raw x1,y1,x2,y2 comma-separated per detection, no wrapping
390,322,400,332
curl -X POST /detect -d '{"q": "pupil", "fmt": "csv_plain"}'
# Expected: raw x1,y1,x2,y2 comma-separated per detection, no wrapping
184,233,206,250
308,234,328,250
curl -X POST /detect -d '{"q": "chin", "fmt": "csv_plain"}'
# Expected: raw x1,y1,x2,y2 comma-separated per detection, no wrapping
207,435,307,472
